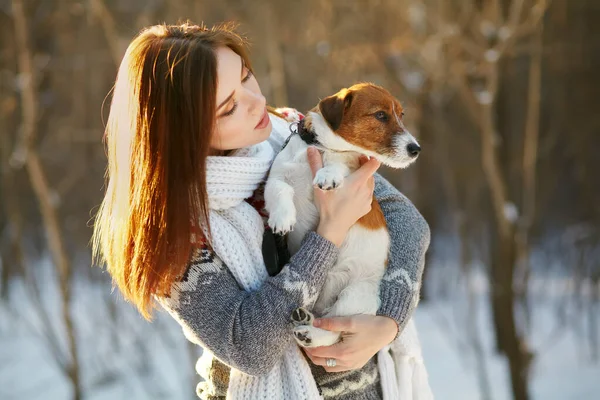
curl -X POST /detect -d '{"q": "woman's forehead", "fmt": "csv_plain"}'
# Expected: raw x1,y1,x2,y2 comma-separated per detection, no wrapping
215,47,242,107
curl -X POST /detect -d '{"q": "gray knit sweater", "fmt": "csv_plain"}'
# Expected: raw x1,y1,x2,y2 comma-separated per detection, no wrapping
157,174,430,399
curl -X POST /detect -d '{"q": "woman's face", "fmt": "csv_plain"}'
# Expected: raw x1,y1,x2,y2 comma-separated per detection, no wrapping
211,46,272,152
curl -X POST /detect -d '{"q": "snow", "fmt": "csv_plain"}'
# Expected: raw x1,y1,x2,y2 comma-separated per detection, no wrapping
1,257,599,399
480,21,497,40
476,90,493,105
498,27,512,41
400,70,425,92
485,49,500,63
419,266,600,400
503,202,519,223
417,298,600,400
408,2,427,32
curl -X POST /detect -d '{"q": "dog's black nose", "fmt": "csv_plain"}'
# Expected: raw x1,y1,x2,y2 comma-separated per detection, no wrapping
407,143,421,157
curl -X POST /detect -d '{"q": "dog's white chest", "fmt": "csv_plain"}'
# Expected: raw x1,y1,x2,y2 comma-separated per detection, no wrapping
265,133,390,347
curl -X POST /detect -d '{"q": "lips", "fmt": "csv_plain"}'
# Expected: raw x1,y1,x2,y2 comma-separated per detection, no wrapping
255,108,270,129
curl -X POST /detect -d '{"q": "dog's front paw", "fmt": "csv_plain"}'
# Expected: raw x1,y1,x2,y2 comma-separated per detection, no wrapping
291,307,314,327
293,326,314,347
313,168,345,191
267,204,296,235
293,325,341,348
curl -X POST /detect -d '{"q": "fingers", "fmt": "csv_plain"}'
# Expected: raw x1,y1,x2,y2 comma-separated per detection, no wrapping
349,158,381,185
323,365,356,373
303,345,361,372
304,353,353,372
367,176,375,193
314,316,355,332
304,341,345,359
306,147,323,178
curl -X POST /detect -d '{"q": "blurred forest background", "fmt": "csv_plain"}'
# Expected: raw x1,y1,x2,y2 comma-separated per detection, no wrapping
1,0,599,399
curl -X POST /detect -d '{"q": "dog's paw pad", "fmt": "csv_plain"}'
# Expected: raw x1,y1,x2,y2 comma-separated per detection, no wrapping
291,307,314,326
293,326,313,347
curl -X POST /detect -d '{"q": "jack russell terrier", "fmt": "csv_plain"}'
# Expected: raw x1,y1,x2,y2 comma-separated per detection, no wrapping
264,83,420,348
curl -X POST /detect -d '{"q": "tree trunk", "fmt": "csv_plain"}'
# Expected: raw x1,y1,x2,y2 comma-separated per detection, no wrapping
490,227,530,400
11,1,81,398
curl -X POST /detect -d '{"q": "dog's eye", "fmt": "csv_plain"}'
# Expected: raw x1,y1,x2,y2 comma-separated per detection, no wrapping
375,111,388,122
401,112,405,117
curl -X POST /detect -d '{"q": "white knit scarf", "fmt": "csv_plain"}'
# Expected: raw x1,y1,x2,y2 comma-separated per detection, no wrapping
204,114,433,400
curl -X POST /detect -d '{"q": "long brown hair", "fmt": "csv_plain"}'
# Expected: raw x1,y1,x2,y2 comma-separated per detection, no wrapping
92,22,252,320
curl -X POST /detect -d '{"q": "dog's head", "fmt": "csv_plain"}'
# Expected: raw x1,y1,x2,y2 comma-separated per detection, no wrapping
310,83,420,168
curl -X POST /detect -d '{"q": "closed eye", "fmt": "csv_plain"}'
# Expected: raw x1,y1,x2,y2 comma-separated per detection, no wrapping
222,101,238,117
221,69,252,118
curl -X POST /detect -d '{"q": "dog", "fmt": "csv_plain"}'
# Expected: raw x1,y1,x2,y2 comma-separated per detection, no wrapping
264,83,420,348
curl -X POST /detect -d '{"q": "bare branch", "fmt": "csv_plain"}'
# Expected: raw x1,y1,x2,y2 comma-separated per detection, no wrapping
11,0,81,398
90,0,123,67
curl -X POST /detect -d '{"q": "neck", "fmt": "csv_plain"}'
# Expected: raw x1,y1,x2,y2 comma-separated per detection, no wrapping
209,148,235,157
296,119,319,146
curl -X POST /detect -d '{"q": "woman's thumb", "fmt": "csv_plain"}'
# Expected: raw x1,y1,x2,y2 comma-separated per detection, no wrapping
307,147,323,178
314,316,355,332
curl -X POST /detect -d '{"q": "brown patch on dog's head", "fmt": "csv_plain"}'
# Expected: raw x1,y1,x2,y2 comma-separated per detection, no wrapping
318,83,415,161
318,88,354,131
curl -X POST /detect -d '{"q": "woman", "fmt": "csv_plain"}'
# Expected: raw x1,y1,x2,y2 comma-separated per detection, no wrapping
93,22,430,399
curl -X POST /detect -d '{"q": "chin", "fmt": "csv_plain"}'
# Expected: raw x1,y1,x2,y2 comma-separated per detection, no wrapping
380,154,419,169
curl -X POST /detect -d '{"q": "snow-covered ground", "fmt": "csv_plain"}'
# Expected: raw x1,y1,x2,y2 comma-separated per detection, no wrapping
416,297,600,400
419,263,600,400
1,258,599,399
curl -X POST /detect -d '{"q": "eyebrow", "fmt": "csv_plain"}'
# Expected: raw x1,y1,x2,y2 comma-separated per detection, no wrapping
216,59,246,111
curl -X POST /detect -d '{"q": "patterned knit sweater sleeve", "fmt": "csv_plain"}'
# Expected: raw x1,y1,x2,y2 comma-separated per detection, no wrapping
156,231,338,377
373,173,430,338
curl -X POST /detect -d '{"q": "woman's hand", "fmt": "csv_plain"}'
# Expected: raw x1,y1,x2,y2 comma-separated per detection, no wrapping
307,147,381,247
302,314,399,372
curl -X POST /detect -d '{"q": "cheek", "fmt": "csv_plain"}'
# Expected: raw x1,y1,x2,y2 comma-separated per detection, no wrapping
211,113,255,150
343,119,389,150
247,75,262,95
371,122,399,153
212,119,239,149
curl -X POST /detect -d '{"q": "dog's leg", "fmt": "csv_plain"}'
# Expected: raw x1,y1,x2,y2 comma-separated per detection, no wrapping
292,275,383,348
291,276,345,348
312,151,359,191
292,267,351,347
313,270,351,316
322,278,382,318
265,176,297,235
265,141,300,235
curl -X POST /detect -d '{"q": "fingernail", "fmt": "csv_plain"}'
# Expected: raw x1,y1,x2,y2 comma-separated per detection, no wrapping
313,319,321,327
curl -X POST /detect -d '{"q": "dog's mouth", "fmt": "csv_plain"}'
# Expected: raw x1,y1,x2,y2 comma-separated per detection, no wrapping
357,148,419,170
381,154,419,169
371,134,421,169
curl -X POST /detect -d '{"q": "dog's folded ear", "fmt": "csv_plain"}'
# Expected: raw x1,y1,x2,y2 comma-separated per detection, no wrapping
319,89,353,131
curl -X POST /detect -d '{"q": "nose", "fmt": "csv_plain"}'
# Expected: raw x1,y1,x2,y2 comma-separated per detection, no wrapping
247,89,266,114
407,142,421,157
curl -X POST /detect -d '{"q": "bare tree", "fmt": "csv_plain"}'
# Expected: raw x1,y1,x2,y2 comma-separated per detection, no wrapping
376,1,549,398
1,1,598,399
10,0,81,398
424,2,547,399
